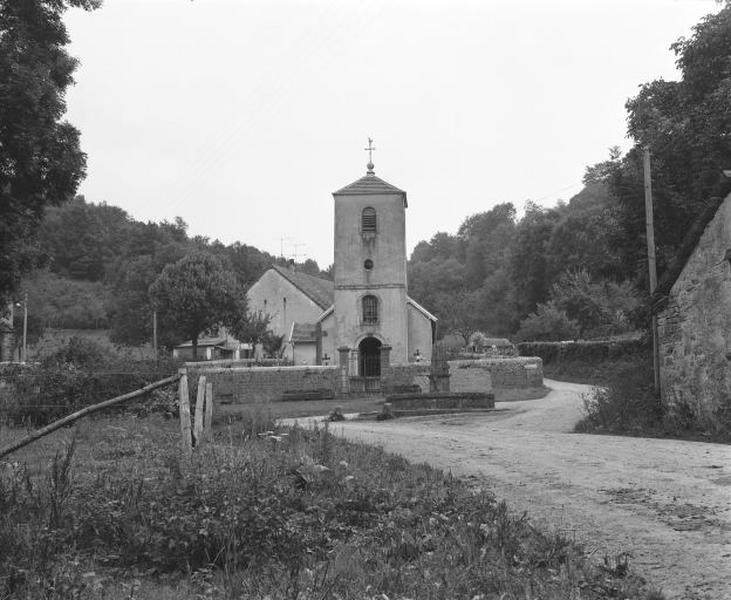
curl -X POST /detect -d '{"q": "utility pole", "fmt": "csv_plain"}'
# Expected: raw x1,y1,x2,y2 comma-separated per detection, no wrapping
22,292,27,364
643,147,660,397
153,310,158,359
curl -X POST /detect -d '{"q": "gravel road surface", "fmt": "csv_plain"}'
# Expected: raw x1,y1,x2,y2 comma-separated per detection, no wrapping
303,380,731,599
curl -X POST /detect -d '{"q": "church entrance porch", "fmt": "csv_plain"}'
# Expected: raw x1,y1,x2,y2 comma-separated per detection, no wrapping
358,337,382,377
344,337,384,396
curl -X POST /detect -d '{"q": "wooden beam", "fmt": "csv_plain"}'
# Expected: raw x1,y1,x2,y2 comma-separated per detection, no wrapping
0,374,181,461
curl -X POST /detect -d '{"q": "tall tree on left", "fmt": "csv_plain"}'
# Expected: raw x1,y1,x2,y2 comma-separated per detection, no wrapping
0,0,100,301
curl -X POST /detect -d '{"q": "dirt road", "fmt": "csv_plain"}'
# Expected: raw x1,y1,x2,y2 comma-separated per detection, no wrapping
316,380,731,599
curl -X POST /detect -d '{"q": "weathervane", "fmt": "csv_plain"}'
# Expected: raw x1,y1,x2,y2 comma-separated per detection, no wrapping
364,137,375,174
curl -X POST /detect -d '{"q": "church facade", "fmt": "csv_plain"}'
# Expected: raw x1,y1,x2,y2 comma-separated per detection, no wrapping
246,160,436,373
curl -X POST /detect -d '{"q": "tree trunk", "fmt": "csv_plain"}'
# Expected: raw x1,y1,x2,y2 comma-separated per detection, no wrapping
192,334,198,360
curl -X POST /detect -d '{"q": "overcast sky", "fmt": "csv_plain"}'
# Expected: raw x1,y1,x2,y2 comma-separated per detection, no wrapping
64,0,720,268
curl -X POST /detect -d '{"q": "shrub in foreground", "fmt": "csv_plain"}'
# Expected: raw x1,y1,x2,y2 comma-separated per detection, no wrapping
1,417,660,599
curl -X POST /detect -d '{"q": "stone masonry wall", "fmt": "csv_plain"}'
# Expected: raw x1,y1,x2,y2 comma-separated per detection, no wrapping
185,362,339,404
385,358,543,394
185,356,543,405
449,358,543,392
385,363,431,393
657,194,731,427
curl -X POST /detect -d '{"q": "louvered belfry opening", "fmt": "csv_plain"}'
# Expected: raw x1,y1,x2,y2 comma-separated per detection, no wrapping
361,207,377,232
362,294,378,324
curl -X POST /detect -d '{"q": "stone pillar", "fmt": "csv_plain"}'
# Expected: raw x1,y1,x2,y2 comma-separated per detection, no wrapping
380,344,392,390
380,344,391,372
338,346,350,395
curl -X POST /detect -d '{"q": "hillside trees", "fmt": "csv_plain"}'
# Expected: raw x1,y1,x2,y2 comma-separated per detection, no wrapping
595,2,731,290
149,252,249,359
0,0,99,300
407,187,629,340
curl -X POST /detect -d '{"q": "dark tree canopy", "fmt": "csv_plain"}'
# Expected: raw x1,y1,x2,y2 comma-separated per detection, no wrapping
149,252,248,359
0,0,100,300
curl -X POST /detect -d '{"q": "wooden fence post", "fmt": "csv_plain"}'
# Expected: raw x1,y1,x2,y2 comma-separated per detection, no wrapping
193,375,206,446
178,369,192,461
204,382,214,442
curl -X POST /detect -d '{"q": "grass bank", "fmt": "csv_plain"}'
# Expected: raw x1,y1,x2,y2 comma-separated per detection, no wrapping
0,413,661,599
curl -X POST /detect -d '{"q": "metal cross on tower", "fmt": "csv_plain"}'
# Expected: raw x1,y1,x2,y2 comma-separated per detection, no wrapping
364,137,376,173
364,137,376,162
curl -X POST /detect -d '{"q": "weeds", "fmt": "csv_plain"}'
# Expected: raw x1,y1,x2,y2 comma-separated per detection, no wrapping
576,358,731,441
0,415,658,599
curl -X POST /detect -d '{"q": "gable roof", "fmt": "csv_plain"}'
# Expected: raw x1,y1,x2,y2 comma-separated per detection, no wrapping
289,322,318,344
652,192,729,313
333,173,408,207
271,265,334,310
175,335,238,349
407,296,438,322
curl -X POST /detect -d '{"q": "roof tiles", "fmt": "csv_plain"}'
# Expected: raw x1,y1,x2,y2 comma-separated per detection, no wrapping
271,265,334,310
333,173,407,206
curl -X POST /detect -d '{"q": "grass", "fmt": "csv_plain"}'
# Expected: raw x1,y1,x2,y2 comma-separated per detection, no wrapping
0,411,663,600
215,395,384,421
572,358,731,443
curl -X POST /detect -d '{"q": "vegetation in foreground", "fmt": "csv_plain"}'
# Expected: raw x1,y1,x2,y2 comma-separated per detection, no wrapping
574,358,731,443
0,413,661,600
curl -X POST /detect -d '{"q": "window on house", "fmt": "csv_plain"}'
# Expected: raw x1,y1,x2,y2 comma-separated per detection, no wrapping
362,295,378,324
362,207,377,232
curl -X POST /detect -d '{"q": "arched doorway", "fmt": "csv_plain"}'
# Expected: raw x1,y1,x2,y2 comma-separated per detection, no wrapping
358,336,382,377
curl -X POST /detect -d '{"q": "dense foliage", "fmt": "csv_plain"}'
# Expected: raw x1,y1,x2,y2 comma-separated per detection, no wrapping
0,0,99,300
0,416,657,599
13,196,330,348
408,185,639,341
3,337,180,426
149,252,248,359
409,2,731,341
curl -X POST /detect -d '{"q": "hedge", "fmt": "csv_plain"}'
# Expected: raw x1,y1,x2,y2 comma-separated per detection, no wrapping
517,338,649,364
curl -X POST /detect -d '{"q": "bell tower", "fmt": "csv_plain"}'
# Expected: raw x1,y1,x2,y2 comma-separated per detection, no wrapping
332,141,409,368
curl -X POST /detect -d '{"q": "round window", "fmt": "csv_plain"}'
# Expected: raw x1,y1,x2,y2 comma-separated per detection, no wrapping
364,259,374,270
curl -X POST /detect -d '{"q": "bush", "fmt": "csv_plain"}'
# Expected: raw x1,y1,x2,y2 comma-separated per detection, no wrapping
4,337,181,426
515,301,581,342
0,418,657,599
575,359,663,433
517,337,648,365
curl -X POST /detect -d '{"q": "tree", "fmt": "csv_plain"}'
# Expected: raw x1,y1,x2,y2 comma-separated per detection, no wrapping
509,202,561,319
515,302,581,342
149,252,247,359
0,0,99,301
593,3,731,296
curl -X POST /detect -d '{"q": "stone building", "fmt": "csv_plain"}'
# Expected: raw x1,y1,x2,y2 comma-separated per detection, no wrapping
653,191,731,428
247,264,334,363
246,160,437,371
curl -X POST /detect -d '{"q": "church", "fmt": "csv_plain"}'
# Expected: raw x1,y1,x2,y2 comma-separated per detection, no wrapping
247,153,437,375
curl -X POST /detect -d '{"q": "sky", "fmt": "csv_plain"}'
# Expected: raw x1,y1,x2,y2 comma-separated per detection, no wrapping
64,0,721,268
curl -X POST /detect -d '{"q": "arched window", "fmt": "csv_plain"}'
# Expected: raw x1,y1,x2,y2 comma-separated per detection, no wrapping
362,295,378,324
361,207,377,232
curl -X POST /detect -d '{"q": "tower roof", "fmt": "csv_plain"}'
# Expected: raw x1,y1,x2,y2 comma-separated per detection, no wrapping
333,173,408,207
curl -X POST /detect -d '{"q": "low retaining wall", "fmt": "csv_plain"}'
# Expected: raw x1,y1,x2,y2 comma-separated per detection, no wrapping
385,391,495,411
185,356,543,404
449,357,543,392
185,363,339,404
385,364,431,393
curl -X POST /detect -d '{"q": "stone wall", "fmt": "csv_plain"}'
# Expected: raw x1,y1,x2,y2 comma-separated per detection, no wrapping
185,362,339,404
657,194,731,428
385,363,431,392
385,357,543,394
185,356,543,405
449,358,543,392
